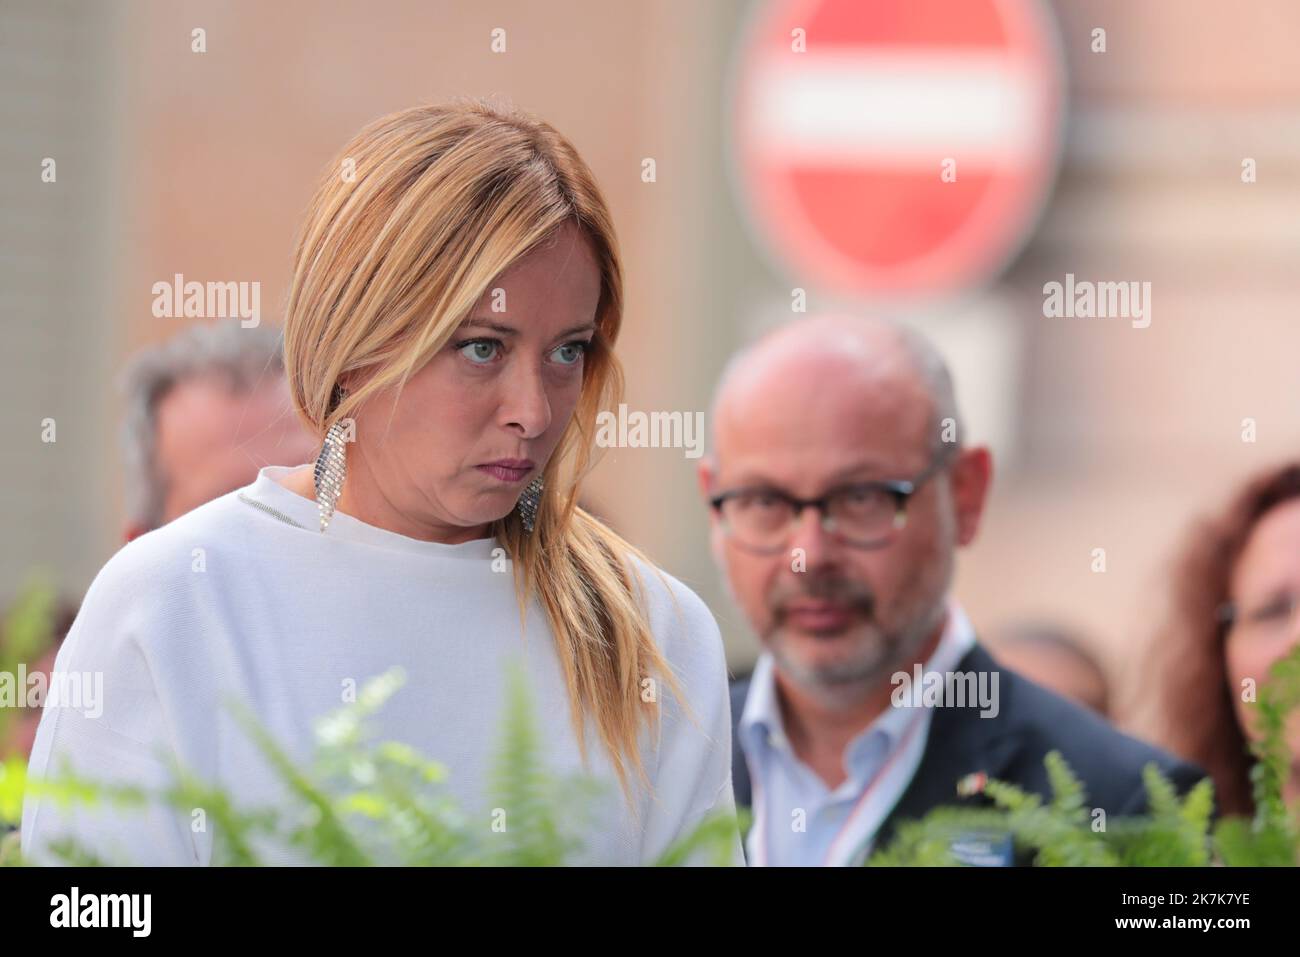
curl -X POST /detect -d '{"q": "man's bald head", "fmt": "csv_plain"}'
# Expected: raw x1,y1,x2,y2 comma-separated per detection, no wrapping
699,314,990,704
709,315,962,464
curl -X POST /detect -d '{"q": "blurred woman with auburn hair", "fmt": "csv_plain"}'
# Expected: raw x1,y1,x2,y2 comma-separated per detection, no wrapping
1130,462,1300,816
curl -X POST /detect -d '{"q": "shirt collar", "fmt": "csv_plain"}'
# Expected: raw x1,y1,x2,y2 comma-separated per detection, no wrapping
739,596,978,763
739,652,784,752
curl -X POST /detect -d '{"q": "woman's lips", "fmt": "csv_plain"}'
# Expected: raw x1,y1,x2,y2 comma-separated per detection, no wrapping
476,463,532,483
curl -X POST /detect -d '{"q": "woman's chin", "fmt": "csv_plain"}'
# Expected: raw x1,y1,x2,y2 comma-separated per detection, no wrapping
454,496,522,527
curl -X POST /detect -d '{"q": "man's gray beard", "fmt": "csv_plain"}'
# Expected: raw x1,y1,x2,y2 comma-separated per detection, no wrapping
771,598,947,704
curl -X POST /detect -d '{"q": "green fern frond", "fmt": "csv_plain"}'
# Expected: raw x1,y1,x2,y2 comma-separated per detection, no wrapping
654,806,751,866
228,697,373,866
483,661,583,866
1043,751,1091,827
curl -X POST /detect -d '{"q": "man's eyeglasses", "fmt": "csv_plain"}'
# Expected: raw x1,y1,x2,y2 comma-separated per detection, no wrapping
709,444,958,554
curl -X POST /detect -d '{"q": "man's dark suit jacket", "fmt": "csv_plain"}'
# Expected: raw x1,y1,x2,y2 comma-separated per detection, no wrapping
730,643,1207,859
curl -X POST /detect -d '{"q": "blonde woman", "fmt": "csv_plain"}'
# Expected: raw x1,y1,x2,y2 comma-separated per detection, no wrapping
22,100,741,866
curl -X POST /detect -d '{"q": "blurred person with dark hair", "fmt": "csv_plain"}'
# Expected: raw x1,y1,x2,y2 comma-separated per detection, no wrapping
1127,462,1300,817
120,320,319,541
989,624,1110,716
701,314,1205,866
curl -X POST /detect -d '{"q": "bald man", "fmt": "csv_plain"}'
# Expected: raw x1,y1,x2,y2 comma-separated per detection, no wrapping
699,315,1203,866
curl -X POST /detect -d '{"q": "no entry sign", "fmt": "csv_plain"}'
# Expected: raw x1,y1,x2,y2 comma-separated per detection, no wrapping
728,0,1064,300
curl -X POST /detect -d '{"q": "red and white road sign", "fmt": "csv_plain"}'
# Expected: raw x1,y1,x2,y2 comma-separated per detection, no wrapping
729,0,1064,300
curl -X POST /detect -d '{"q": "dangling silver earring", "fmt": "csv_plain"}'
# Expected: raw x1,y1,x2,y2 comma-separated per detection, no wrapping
517,476,543,533
314,387,349,533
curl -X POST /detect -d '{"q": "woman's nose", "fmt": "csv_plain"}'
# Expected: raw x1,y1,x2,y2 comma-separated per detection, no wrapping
502,360,552,437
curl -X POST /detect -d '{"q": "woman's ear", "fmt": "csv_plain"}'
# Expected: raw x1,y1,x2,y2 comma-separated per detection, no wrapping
334,370,371,407
337,365,382,398
327,380,349,416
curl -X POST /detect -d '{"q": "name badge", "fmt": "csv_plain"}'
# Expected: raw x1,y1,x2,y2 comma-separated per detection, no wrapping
948,830,1014,867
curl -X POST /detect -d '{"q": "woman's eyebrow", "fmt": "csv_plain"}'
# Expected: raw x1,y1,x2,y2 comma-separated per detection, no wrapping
460,318,597,338
461,318,518,335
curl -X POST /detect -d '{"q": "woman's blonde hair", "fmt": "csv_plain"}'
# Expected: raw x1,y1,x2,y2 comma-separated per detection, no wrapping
282,99,688,802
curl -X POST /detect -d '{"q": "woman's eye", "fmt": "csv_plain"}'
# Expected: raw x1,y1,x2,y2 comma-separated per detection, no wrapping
458,340,500,364
1250,594,1296,624
551,341,588,366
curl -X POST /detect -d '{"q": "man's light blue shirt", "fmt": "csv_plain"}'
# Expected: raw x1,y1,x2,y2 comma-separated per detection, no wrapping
738,600,977,866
